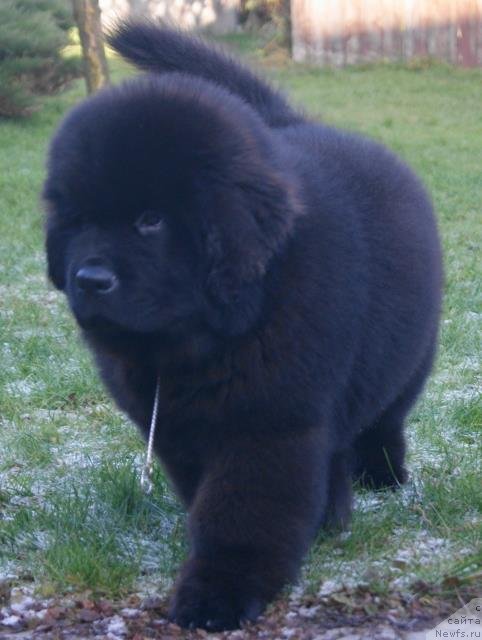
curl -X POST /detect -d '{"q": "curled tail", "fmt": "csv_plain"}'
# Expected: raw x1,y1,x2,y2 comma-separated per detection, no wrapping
107,21,302,128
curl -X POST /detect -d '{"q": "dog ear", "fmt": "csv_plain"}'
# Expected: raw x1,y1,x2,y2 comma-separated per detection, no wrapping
44,204,67,291
45,228,67,291
202,167,301,334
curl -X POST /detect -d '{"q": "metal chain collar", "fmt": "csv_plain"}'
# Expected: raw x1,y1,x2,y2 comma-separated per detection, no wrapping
140,376,160,495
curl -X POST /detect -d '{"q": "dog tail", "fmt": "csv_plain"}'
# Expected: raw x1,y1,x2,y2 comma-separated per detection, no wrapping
107,21,302,128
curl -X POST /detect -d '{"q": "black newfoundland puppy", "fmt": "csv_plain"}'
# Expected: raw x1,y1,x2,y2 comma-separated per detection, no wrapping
43,22,442,631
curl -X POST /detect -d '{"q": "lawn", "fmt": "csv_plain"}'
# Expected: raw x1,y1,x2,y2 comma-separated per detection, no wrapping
0,40,480,617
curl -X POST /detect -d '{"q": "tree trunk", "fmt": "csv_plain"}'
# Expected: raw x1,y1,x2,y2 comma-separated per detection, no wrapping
279,0,292,54
72,0,109,94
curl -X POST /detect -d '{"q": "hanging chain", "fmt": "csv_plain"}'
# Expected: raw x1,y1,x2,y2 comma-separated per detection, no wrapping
140,376,160,495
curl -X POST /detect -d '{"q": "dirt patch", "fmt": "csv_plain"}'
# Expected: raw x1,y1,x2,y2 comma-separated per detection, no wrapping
1,581,477,640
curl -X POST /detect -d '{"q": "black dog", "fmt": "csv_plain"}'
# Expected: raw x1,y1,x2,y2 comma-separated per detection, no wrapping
43,22,442,631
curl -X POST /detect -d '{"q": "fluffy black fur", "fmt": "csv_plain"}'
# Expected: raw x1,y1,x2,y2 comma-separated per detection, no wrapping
43,22,442,631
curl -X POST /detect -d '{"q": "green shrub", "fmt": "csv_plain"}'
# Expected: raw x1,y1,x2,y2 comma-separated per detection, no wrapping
0,0,81,117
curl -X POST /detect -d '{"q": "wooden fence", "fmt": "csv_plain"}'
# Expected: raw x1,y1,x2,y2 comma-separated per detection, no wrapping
291,0,482,66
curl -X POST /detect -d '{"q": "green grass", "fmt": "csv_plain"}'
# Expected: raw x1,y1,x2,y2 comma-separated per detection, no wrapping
0,40,480,604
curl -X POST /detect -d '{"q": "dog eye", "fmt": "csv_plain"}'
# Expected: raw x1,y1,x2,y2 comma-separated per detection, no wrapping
135,211,164,235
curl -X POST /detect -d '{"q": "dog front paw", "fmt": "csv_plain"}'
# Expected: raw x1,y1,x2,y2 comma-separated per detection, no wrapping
168,561,264,631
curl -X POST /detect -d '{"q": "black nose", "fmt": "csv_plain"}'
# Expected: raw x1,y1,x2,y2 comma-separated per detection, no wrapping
75,265,118,294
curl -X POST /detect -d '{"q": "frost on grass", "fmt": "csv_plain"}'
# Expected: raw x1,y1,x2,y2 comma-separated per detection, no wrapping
5,379,47,398
1,384,184,593
442,385,480,403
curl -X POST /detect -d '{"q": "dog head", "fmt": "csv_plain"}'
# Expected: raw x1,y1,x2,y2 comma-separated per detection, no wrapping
44,74,301,339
